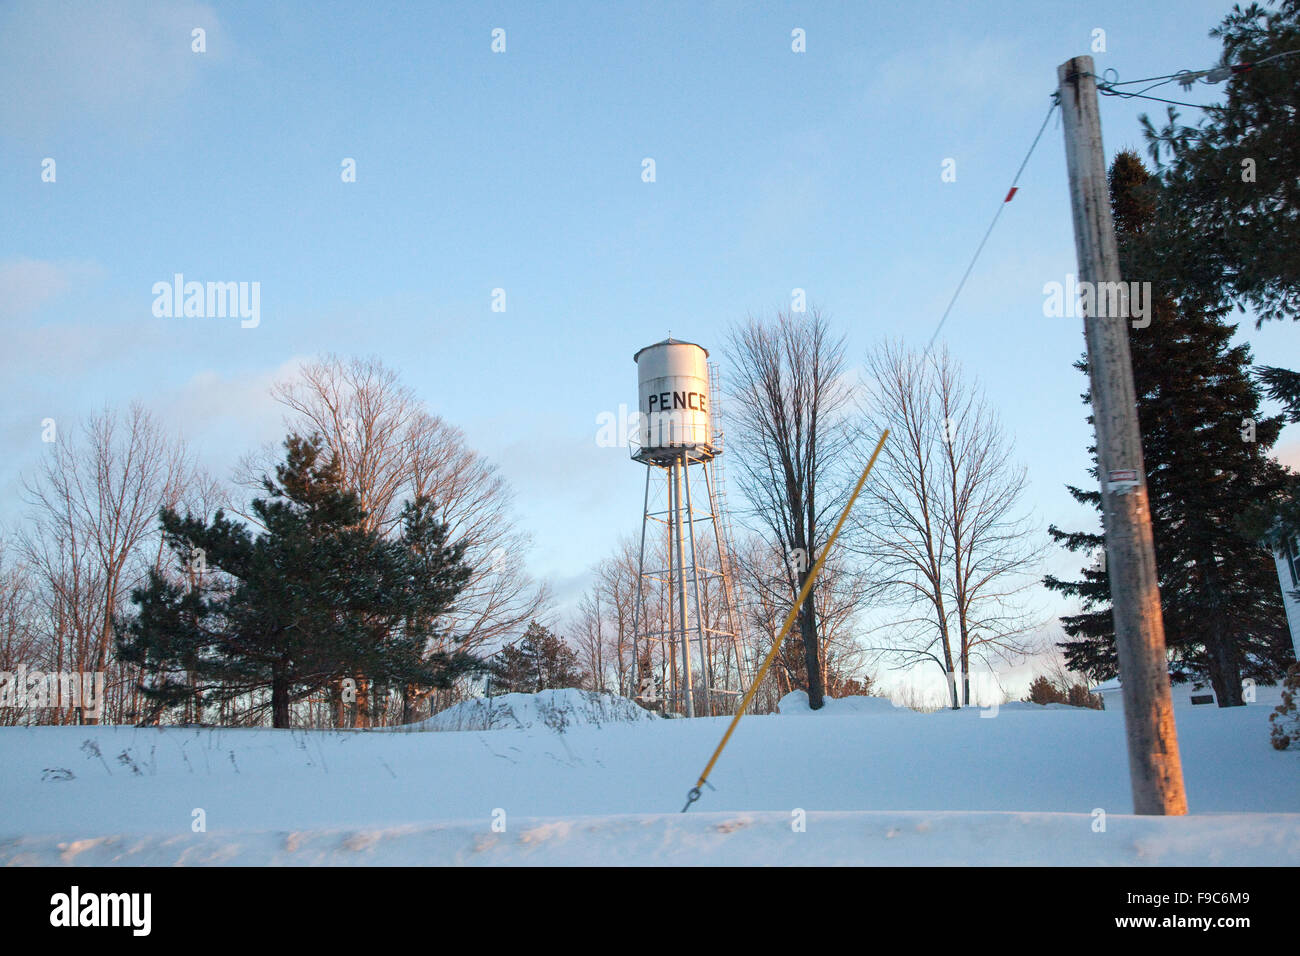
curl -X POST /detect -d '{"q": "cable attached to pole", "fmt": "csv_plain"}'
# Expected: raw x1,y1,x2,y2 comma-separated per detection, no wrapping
924,98,1059,353
1090,50,1300,109
681,428,889,812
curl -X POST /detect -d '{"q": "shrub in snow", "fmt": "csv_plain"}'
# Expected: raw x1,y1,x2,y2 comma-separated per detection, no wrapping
1023,676,1065,706
1269,662,1299,751
1023,676,1102,709
1065,683,1104,710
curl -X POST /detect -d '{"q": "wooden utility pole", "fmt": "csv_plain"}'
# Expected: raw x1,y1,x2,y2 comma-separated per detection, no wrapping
1057,56,1188,815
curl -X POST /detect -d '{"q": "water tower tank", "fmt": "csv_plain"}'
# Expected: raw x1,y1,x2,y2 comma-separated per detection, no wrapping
632,337,717,463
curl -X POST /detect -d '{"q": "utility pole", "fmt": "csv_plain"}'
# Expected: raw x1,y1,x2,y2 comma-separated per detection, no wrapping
1057,56,1188,815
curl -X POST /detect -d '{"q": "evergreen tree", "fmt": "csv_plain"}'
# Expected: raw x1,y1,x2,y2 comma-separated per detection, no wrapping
1256,366,1300,422
487,622,586,694
1044,151,1295,706
1139,0,1300,325
117,434,474,727
1140,1,1300,545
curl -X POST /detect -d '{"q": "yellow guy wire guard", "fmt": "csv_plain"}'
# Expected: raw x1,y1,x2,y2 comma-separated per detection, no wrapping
681,428,890,812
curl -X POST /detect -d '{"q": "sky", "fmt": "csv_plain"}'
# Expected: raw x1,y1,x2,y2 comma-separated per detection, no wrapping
2,0,1296,695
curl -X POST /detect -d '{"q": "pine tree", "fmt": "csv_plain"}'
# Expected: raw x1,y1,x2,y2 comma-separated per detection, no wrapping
487,622,586,694
1139,1,1300,548
1139,0,1300,325
1044,151,1295,706
117,434,474,727
1256,366,1300,422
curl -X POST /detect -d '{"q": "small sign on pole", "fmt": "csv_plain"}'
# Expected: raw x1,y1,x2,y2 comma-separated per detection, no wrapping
1106,469,1139,493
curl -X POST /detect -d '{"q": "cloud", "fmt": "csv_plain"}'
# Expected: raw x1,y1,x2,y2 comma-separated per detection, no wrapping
151,356,309,442
858,32,1032,119
0,258,105,321
0,0,225,141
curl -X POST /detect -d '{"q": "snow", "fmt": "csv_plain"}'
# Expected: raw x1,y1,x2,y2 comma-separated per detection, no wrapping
776,690,906,716
1,689,1295,865
4,811,1297,866
380,688,660,733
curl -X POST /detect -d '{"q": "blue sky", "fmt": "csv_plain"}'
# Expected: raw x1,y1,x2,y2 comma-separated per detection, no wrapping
2,0,1296,687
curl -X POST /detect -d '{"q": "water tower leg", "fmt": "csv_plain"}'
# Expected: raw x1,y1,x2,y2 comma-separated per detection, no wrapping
671,455,695,717
702,458,749,699
663,464,678,712
631,466,651,702
682,458,714,715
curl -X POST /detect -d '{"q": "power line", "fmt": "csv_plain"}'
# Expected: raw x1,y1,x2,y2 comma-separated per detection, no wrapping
924,47,1296,354
1099,87,1222,109
1133,78,1180,96
1102,70,1188,88
1092,49,1300,109
1094,71,1218,109
924,98,1059,354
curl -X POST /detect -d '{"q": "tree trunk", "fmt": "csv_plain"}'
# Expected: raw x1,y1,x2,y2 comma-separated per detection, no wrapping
356,676,371,728
800,570,825,709
946,668,960,710
961,659,969,707
960,639,970,707
1207,637,1244,707
271,670,291,728
934,591,959,709
1198,552,1244,707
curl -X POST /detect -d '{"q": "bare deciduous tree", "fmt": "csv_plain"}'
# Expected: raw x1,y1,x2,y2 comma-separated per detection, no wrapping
574,590,607,692
572,537,642,696
855,342,1043,708
733,533,874,711
21,405,199,723
242,355,549,716
726,310,856,710
0,542,40,726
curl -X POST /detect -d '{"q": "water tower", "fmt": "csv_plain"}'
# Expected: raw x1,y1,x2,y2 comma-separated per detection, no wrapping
630,337,748,716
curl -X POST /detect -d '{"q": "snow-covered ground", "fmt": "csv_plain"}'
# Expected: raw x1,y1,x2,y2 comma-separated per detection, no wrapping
1,688,1295,865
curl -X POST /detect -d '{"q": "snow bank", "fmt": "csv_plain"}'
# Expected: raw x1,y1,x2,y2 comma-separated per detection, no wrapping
776,690,908,716
7,810,1298,867
384,688,659,733
998,701,1098,712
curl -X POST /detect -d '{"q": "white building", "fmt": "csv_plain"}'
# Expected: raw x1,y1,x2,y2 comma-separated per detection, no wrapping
1092,676,1285,711
1091,677,1220,710
1093,535,1299,710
